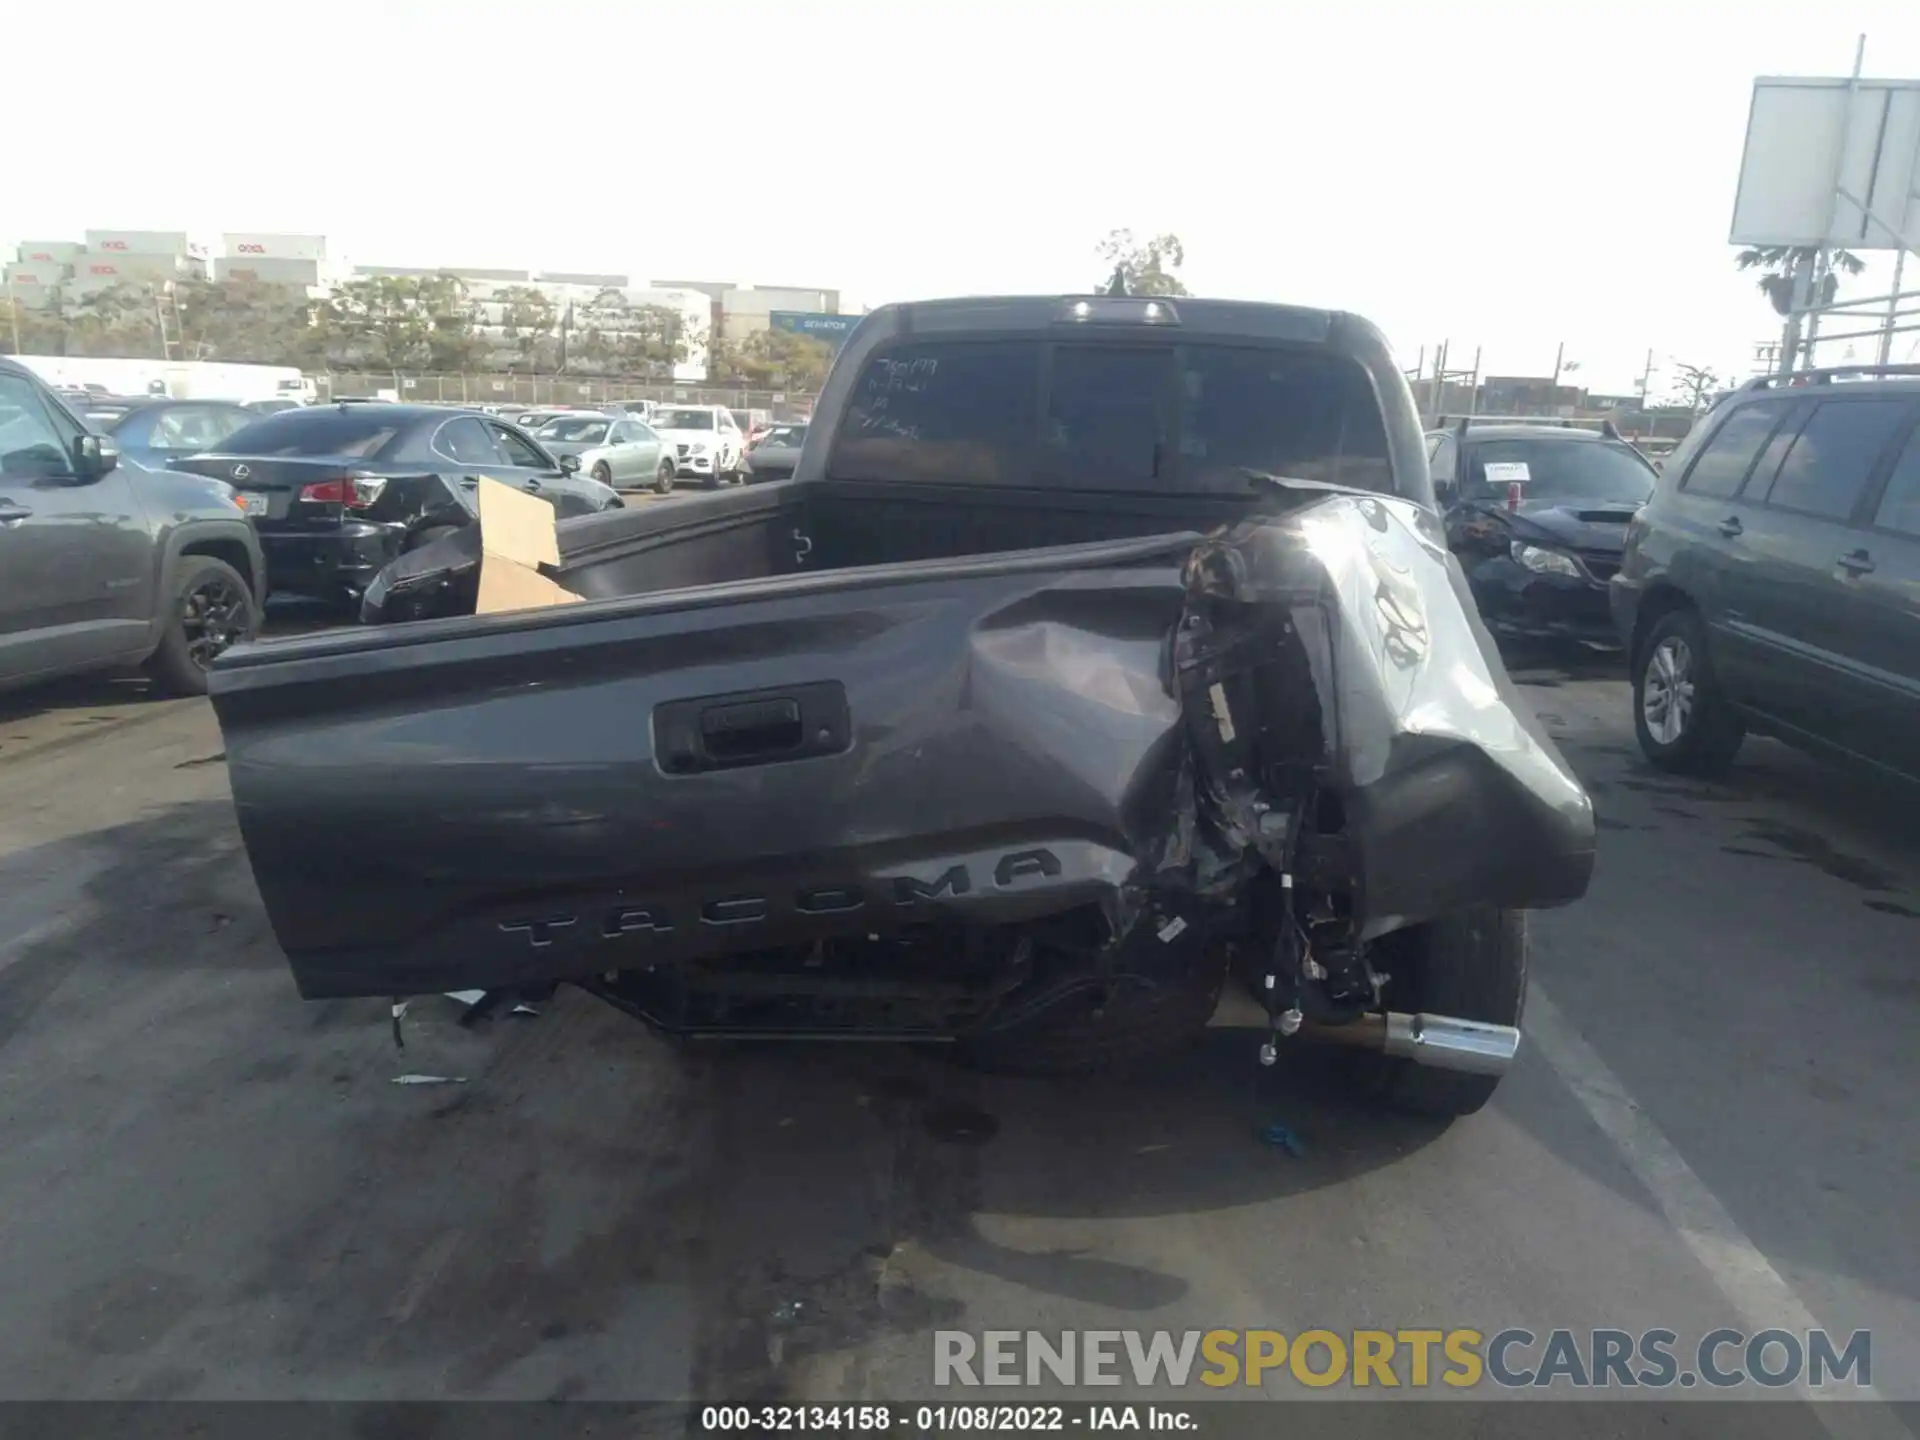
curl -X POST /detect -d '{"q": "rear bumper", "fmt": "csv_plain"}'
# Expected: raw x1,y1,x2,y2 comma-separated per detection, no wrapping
259,522,405,602
1469,560,1619,646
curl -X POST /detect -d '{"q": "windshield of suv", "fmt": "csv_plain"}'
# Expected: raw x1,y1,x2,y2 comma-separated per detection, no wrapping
652,408,714,431
535,418,610,444
1463,438,1656,505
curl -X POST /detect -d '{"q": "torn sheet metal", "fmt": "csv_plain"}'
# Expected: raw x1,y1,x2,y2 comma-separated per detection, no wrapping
211,495,1591,1004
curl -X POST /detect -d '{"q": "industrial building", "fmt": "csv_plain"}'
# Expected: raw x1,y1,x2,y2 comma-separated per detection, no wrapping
349,264,718,382
7,226,844,385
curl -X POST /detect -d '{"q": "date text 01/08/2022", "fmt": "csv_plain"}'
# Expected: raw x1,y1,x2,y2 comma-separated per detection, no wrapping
698,1405,1198,1432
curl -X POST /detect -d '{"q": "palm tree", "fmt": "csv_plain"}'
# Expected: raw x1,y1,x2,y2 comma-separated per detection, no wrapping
1735,246,1866,316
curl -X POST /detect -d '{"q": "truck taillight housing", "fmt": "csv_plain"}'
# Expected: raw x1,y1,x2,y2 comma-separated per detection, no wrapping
299,476,386,509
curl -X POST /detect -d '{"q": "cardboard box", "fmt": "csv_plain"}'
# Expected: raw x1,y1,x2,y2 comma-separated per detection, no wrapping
473,477,583,614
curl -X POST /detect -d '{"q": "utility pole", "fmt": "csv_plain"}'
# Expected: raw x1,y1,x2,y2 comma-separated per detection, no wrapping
1551,341,1565,390
1881,249,1907,365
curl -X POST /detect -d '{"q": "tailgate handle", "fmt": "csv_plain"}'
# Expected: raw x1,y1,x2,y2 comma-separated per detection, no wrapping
655,682,851,775
700,697,803,759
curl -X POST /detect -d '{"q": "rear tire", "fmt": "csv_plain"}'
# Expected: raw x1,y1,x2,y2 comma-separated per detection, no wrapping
655,460,676,495
956,946,1230,1075
147,555,260,698
1632,607,1744,775
1348,907,1527,1118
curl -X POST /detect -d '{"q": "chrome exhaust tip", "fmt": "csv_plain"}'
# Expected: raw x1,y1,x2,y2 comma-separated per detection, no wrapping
1382,1012,1520,1075
1308,1012,1521,1076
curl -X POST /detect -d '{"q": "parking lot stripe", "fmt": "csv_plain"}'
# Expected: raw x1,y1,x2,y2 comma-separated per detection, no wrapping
1527,984,1899,1435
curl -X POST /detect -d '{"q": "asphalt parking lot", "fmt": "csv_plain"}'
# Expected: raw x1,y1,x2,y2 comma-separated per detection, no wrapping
0,644,1914,1429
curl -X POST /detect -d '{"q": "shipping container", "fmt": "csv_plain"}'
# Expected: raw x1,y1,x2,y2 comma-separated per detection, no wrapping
5,263,60,287
214,255,319,286
3,281,58,311
15,240,84,266
84,230,191,257
74,252,205,284
221,232,327,262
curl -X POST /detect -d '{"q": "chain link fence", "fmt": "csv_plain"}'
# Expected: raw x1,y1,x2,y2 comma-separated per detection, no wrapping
315,371,816,419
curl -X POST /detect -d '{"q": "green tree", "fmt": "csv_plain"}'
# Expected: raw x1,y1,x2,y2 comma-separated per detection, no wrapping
494,285,557,370
317,273,478,370
568,288,630,374
1668,362,1721,412
1735,246,1865,316
711,328,839,389
1,299,71,355
1095,228,1189,296
171,276,320,366
66,285,162,358
613,303,689,377
318,276,427,368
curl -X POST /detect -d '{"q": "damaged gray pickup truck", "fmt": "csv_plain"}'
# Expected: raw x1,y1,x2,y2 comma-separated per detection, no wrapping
207,294,1595,1117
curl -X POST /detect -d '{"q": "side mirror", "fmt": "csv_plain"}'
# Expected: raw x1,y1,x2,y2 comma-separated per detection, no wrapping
557,452,581,474
71,433,119,482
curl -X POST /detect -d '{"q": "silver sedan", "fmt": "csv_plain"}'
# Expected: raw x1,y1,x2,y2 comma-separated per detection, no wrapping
531,415,679,494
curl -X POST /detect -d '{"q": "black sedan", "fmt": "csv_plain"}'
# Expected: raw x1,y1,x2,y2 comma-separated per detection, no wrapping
170,403,621,608
98,399,255,474
1427,421,1657,648
744,422,807,482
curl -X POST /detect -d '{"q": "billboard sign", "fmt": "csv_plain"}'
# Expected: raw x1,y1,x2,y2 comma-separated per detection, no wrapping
770,310,859,350
1729,76,1920,250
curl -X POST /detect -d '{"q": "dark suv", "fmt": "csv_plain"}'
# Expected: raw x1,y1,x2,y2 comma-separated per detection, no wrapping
1427,418,1657,648
0,358,266,698
1610,364,1920,781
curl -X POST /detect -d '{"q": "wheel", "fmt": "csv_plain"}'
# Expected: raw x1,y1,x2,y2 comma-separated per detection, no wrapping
955,945,1230,1075
654,459,675,495
146,555,260,697
1632,607,1744,774
591,461,612,486
1354,907,1528,1118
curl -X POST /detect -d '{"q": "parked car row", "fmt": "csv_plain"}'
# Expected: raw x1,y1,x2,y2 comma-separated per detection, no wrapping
0,359,266,697
167,403,627,609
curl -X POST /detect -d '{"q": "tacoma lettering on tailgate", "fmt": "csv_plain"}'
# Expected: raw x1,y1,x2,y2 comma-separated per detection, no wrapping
496,851,1063,950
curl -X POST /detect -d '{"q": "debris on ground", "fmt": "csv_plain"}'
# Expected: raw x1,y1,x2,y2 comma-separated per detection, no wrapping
392,1074,468,1086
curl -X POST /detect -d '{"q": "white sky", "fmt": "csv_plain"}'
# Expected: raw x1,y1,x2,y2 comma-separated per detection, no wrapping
11,0,1920,394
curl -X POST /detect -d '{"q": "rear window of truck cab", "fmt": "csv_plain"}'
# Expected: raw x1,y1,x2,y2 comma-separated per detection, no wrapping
829,338,1392,496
